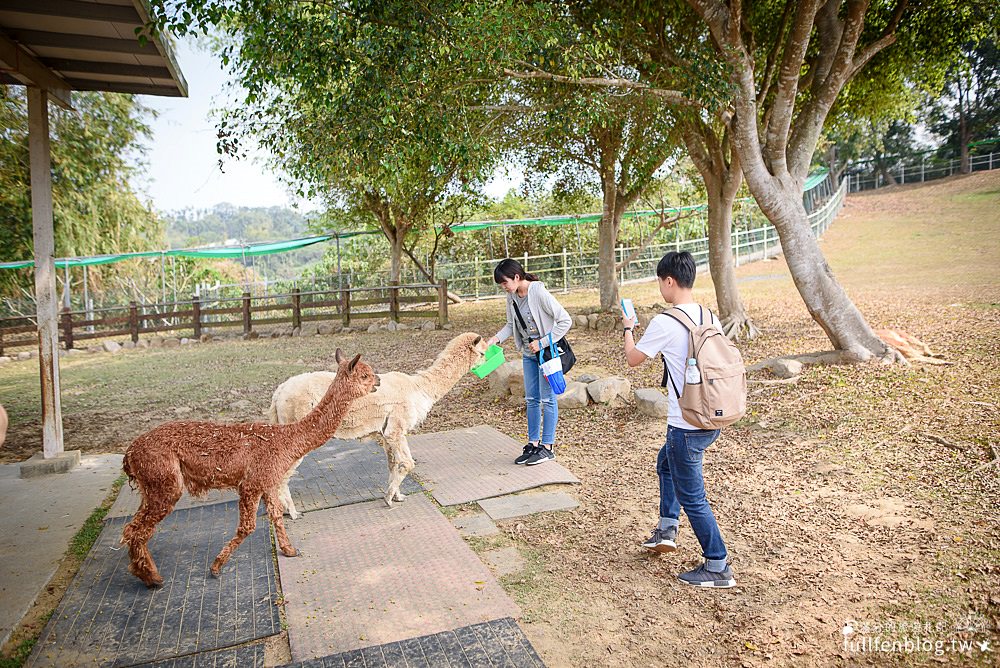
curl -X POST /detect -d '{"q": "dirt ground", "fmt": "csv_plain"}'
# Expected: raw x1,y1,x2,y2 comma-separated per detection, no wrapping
1,172,998,666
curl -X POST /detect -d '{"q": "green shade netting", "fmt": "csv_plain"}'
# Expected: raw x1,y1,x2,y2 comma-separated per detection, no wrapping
0,170,831,271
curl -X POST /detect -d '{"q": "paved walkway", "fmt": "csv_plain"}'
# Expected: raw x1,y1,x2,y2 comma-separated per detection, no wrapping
3,428,575,666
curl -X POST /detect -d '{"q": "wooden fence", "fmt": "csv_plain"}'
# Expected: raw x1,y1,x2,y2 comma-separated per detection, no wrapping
0,281,449,355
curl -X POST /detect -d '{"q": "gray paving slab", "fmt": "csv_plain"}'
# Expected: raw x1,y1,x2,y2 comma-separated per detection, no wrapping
289,438,422,513
282,617,545,667
26,501,280,668
129,641,265,667
279,495,519,661
0,454,123,647
477,491,580,521
452,514,499,538
482,548,526,578
106,438,421,520
407,425,579,507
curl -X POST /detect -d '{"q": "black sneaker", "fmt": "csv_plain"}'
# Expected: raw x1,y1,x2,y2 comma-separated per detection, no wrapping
515,444,539,465
678,563,736,589
524,446,554,466
641,526,678,553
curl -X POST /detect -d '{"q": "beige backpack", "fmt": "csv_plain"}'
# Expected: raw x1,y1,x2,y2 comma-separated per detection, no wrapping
661,306,747,429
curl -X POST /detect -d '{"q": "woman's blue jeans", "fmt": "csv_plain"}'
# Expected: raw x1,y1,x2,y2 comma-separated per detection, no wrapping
522,354,557,445
656,425,727,561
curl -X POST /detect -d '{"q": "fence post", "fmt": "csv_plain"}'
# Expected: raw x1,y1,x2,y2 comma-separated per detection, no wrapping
242,291,252,334
618,244,624,283
129,301,139,343
192,295,202,339
921,156,925,182
389,281,400,322
523,251,528,273
341,285,351,328
474,256,480,300
437,279,448,328
291,287,302,330
61,307,74,350
562,247,568,293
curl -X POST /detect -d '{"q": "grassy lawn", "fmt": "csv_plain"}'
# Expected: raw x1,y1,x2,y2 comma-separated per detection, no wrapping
1,171,998,667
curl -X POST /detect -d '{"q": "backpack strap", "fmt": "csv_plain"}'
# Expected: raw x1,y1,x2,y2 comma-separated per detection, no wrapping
660,307,696,398
511,299,530,338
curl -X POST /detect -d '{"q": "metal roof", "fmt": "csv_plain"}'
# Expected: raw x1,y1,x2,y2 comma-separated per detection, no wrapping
0,0,187,107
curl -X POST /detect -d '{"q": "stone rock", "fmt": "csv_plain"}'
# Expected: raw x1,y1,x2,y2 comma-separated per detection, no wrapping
396,323,409,331
507,394,525,407
487,360,520,397
421,321,436,331
291,326,302,337
595,313,619,333
0,356,11,364
149,337,164,348
573,314,589,328
505,363,525,397
575,372,601,384
121,340,135,350
317,323,334,336
65,348,85,356
173,406,192,416
229,399,252,411
102,340,121,353
180,338,194,345
244,331,260,340
638,312,654,329
87,345,102,353
587,377,631,404
163,338,181,348
385,320,398,332
136,339,150,349
442,323,453,330
557,382,589,408
772,358,803,378
367,323,380,334
587,313,599,330
634,388,670,418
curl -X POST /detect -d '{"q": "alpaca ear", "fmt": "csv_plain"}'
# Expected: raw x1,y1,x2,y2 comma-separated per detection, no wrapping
348,353,362,372
473,336,482,346
335,348,345,363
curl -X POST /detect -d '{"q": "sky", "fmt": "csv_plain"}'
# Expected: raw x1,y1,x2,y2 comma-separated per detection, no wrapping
139,39,517,215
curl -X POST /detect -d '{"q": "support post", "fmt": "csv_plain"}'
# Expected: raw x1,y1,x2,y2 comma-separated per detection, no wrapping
341,285,351,328
389,281,400,322
61,308,73,350
192,295,202,339
562,247,568,293
474,256,480,300
291,287,302,330
129,301,139,343
242,291,252,334
437,280,448,328
27,87,64,459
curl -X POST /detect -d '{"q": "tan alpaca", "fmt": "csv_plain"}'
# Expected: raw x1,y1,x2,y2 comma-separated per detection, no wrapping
875,329,947,365
0,403,8,448
268,332,488,510
120,349,378,588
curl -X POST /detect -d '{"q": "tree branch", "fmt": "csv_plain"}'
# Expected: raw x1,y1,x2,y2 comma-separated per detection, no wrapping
502,68,695,106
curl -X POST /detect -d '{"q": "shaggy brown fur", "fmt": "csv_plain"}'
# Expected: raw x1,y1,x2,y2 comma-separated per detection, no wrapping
876,329,948,365
269,332,487,509
0,403,7,448
120,349,378,588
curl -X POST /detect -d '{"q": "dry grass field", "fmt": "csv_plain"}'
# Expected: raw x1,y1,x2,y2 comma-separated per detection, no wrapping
1,171,998,666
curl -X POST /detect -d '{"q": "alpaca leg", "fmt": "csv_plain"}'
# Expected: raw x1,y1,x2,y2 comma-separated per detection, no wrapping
121,476,182,588
264,490,298,557
278,480,299,520
211,492,260,576
383,429,416,507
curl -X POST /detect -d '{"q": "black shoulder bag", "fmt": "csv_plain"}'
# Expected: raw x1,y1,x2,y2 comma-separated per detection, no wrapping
512,299,576,374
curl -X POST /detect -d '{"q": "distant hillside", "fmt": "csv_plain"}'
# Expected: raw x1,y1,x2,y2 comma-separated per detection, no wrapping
163,204,314,247
162,204,325,280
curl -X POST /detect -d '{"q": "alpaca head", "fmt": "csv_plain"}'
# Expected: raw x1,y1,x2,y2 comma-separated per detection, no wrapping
444,332,488,371
332,348,379,399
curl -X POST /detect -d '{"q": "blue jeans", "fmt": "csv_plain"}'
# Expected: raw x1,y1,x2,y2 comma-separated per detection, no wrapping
657,426,727,562
523,354,557,445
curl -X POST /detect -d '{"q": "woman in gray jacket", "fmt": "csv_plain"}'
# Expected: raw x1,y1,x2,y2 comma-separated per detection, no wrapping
486,258,572,465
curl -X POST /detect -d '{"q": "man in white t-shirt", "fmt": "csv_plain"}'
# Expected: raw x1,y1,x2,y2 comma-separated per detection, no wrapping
621,251,735,589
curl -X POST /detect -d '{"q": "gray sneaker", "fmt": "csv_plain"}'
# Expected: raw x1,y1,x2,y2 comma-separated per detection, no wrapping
514,444,538,465
641,526,678,553
524,446,554,466
678,563,736,589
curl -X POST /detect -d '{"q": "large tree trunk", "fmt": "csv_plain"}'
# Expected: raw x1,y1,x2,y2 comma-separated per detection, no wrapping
740,163,894,360
705,174,759,340
958,78,971,174
681,121,758,339
597,161,621,311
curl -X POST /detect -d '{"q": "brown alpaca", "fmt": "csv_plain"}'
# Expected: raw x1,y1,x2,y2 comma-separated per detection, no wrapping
120,349,378,588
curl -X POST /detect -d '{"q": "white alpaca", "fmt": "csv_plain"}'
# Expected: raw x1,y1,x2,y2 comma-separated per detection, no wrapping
267,332,488,512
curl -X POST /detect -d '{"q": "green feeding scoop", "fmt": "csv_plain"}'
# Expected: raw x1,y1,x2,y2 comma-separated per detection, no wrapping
470,344,506,378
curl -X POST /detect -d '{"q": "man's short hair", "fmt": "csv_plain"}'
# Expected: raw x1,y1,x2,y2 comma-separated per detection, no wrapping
656,251,696,288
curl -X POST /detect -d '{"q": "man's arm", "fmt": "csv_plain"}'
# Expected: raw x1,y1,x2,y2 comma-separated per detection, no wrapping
622,314,647,367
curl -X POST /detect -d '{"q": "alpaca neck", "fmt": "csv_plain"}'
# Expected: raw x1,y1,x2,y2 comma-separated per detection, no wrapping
415,349,466,401
286,381,356,459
